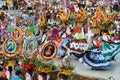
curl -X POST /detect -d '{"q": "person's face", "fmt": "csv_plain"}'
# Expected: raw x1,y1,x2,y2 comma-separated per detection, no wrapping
95,36,98,39
48,46,51,51
79,28,81,32
46,46,52,55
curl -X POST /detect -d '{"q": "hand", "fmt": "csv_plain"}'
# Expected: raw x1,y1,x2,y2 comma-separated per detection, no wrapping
108,40,112,43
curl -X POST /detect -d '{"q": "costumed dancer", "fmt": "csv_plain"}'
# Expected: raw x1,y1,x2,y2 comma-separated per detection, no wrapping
101,30,111,42
41,28,52,44
57,24,72,57
114,23,120,42
62,49,71,67
51,27,61,45
102,30,120,61
37,42,56,80
114,31,120,43
83,34,110,69
73,25,85,60
57,49,71,80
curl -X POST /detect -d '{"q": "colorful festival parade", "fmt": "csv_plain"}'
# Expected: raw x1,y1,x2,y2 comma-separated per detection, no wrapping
0,0,120,80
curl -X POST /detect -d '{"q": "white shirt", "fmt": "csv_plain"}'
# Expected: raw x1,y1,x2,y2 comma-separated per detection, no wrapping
25,73,32,80
41,34,47,43
38,75,43,80
99,1,104,6
86,0,90,6
6,70,15,80
62,33,67,38
27,2,32,7
38,74,50,80
74,5,79,12
102,35,110,42
0,1,3,8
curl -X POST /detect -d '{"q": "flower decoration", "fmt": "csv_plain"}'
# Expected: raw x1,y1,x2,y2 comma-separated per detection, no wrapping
57,49,75,76
22,27,32,38
38,13,47,30
21,57,36,69
91,6,104,27
91,6,118,34
11,27,22,40
74,7,88,24
36,58,56,73
59,8,71,23
23,36,38,60
58,64,74,76
38,64,53,73
101,11,117,30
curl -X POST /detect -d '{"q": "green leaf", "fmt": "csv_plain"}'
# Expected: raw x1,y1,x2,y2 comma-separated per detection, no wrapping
29,25,35,32
8,26,14,32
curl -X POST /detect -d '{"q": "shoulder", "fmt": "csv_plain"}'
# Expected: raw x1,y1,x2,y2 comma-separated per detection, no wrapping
11,76,22,80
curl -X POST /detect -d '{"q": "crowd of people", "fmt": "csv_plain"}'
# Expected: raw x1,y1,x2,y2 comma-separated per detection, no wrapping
0,0,120,80
0,0,119,11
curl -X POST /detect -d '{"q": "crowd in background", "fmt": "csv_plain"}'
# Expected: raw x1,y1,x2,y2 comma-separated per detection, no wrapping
0,0,119,11
0,0,120,62
0,0,120,80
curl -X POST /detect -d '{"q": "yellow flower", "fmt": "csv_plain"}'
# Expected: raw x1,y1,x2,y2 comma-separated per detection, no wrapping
105,7,110,10
74,8,88,23
96,6,102,12
93,22,97,26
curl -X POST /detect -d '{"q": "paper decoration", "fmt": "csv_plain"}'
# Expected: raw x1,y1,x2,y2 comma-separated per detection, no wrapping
11,27,22,40
23,37,38,60
41,42,57,61
3,38,18,58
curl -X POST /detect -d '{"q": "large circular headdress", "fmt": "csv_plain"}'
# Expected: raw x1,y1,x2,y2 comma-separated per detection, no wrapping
3,38,18,58
23,36,38,60
40,42,57,62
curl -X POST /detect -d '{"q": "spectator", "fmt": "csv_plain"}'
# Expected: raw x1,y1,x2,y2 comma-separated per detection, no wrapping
11,70,22,80
13,0,18,10
0,67,8,80
7,0,13,10
3,3,8,10
46,10,51,22
113,2,119,11
0,1,3,10
0,73,8,80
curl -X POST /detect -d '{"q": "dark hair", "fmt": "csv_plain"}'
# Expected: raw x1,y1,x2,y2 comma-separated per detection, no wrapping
16,70,22,76
8,66,13,72
27,69,33,75
44,45,55,57
103,30,108,33
93,34,99,38
0,67,3,71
